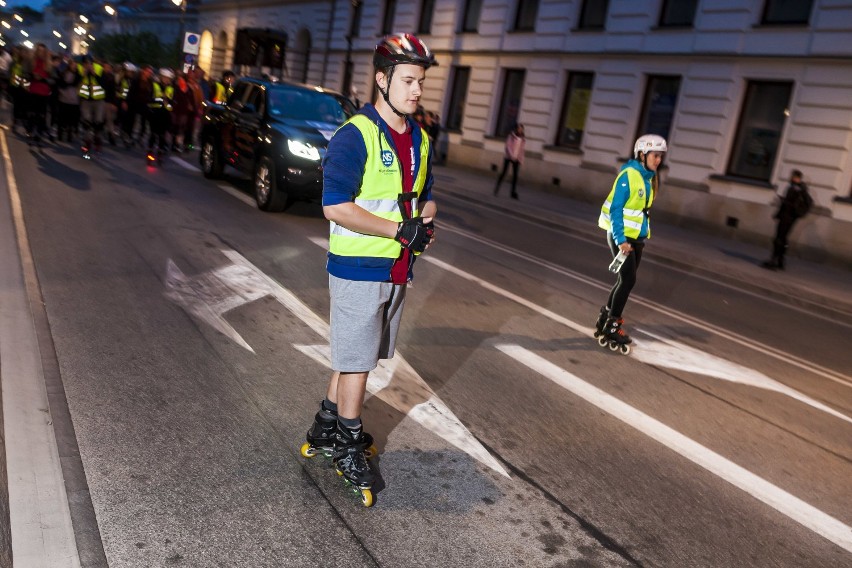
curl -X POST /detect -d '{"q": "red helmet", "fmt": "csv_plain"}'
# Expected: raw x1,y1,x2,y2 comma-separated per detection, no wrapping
373,33,436,70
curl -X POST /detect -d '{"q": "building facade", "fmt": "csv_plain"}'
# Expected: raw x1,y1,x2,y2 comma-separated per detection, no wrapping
197,0,852,264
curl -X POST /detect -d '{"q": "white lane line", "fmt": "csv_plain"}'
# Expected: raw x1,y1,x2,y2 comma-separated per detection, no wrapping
498,344,852,553
419,252,851,424
170,156,200,172
217,184,256,208
437,222,852,389
168,157,257,208
0,129,82,566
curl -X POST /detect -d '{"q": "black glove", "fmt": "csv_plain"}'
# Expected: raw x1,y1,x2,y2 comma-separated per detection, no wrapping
395,217,431,253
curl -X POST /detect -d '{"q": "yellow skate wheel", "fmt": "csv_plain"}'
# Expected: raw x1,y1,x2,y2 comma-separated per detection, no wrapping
364,445,378,459
300,443,316,458
360,488,374,507
336,468,344,477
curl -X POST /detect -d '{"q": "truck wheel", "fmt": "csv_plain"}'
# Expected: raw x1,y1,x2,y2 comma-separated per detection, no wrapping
254,156,288,212
200,137,223,179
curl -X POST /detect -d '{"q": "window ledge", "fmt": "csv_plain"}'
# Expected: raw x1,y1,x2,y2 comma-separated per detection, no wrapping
651,24,694,31
709,174,775,189
571,26,606,32
507,28,536,34
833,196,852,205
752,22,810,29
543,144,583,155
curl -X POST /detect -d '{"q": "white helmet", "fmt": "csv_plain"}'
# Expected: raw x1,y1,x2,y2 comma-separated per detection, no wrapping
123,62,138,73
158,68,175,80
634,134,667,158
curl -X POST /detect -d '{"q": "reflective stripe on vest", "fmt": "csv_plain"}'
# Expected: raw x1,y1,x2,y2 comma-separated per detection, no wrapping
78,64,105,100
118,79,129,100
328,115,430,259
598,167,654,239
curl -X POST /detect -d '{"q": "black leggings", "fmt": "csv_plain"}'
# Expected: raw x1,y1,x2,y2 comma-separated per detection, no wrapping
495,158,520,195
606,234,644,318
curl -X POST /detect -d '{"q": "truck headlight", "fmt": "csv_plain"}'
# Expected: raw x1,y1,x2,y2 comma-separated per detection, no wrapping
287,140,321,161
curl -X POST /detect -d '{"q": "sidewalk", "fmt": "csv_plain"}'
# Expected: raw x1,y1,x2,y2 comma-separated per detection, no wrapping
432,164,852,320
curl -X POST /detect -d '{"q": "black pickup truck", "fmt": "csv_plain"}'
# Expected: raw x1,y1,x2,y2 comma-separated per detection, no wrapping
198,77,357,211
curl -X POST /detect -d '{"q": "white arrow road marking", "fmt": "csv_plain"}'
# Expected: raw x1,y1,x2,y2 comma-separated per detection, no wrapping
417,254,852,425
498,343,852,554
163,249,509,477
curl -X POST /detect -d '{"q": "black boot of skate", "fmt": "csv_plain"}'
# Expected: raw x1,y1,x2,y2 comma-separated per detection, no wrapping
593,306,609,337
300,406,375,459
332,422,375,489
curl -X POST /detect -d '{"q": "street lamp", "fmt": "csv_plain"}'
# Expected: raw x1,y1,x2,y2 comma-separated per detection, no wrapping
105,5,115,17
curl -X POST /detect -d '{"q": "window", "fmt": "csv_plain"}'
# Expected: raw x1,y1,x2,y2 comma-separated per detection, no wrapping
514,0,540,31
244,85,265,115
659,0,698,27
445,66,471,131
636,75,681,142
578,0,609,29
418,0,436,34
727,81,792,181
351,0,364,38
556,72,594,148
460,0,483,32
762,0,813,25
381,0,397,35
494,69,526,137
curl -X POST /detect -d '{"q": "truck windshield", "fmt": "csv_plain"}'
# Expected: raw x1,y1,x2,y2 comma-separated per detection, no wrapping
268,86,356,124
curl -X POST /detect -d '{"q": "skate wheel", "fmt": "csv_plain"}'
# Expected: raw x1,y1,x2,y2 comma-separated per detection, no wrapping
620,344,631,355
608,342,619,351
597,336,608,347
364,445,378,459
299,442,316,459
336,469,344,478
360,488,374,507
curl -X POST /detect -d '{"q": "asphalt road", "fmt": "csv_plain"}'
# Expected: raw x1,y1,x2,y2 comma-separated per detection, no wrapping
2,131,851,568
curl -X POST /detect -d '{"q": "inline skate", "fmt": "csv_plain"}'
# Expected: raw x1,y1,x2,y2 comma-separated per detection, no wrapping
592,306,609,339
332,423,375,507
598,316,632,355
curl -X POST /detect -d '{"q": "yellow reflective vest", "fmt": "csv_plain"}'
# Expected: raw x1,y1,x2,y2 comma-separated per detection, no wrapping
78,64,105,100
11,62,29,89
598,165,655,241
328,114,430,259
149,82,174,111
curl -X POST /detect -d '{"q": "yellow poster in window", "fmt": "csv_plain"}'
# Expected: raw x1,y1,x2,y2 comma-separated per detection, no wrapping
565,88,591,131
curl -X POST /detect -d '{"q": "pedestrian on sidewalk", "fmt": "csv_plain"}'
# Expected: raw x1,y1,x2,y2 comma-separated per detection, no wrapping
594,134,667,349
301,33,437,502
761,169,813,271
493,123,525,199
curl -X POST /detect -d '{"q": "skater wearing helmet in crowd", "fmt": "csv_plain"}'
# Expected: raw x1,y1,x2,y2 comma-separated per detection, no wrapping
146,68,174,164
594,134,666,354
78,54,106,157
299,33,438,507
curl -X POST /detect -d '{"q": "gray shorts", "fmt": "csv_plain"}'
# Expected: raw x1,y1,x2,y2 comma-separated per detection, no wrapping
329,275,407,373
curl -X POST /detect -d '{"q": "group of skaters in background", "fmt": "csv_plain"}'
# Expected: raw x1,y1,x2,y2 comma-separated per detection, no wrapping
0,43,236,160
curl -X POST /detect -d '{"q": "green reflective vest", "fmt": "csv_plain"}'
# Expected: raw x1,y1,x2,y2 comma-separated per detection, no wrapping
598,167,654,240
11,62,28,89
78,64,105,100
328,114,430,259
118,78,130,100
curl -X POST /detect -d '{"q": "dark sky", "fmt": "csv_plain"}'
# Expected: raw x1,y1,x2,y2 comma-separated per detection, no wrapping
9,1,51,9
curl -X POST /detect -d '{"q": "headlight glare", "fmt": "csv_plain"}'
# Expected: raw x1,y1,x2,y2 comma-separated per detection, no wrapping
287,139,321,161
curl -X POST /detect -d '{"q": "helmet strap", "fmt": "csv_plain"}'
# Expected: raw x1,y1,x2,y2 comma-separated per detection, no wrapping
378,66,408,118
